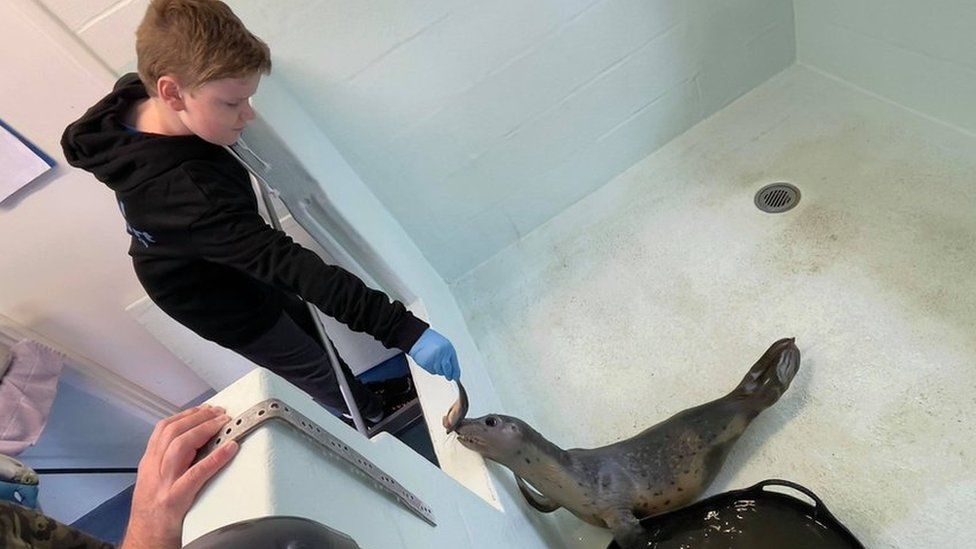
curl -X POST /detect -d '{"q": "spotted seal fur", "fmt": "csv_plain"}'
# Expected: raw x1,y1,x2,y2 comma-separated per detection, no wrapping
449,338,800,548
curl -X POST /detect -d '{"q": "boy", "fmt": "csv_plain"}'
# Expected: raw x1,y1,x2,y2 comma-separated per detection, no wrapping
61,0,460,425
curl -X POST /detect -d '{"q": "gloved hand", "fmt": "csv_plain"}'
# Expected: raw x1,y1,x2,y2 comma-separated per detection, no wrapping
409,328,461,381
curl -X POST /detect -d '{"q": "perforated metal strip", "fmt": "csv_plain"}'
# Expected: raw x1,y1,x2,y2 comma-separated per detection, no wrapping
197,398,436,526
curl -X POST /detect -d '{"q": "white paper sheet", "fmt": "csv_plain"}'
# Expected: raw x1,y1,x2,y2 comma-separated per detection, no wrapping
1,120,54,203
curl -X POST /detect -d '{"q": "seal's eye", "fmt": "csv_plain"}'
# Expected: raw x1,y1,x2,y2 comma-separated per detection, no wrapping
485,417,498,427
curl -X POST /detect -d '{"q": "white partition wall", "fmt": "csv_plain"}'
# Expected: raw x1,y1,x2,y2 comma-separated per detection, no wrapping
185,368,550,548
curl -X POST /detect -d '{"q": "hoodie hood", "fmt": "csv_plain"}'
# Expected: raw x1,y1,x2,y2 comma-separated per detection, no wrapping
61,73,222,193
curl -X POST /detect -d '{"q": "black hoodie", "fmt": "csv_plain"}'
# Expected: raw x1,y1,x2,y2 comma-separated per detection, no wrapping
61,73,427,352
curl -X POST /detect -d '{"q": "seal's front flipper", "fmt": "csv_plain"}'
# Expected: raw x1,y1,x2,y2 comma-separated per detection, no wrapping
604,509,645,549
515,475,561,513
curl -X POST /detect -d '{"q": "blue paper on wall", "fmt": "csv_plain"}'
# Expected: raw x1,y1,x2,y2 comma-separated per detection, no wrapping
0,119,55,203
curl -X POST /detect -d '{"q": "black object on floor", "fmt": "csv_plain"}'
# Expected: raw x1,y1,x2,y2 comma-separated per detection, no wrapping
184,515,359,549
366,375,417,418
607,479,863,549
338,373,417,429
363,374,439,466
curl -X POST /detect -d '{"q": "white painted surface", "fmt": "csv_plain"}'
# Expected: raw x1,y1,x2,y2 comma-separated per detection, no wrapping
0,0,208,408
185,367,548,548
126,296,257,391
452,65,976,548
66,0,796,280
237,0,796,280
795,0,976,135
75,0,147,75
35,0,119,31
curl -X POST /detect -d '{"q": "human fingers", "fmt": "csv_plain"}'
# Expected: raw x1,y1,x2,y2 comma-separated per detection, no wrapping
449,354,460,382
144,406,217,466
160,412,230,484
169,441,239,510
438,354,451,379
158,407,225,449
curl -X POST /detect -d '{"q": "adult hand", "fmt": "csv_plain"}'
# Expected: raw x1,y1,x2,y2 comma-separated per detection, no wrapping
409,328,461,381
121,405,238,549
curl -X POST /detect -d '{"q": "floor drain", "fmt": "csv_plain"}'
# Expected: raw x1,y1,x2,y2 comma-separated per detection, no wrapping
754,183,800,213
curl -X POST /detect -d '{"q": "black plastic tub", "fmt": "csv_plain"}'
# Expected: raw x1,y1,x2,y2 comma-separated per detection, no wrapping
608,479,864,549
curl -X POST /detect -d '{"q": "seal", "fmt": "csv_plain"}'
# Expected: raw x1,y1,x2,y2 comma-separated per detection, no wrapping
452,338,800,548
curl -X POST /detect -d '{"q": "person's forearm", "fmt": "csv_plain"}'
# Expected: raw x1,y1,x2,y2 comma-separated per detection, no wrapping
120,522,181,549
121,406,236,549
191,203,429,351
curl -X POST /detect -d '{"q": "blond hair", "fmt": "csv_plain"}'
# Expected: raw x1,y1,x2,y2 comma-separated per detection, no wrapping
136,0,271,95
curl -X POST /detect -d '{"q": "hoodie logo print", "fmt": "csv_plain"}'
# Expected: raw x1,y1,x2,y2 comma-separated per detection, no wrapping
118,200,155,247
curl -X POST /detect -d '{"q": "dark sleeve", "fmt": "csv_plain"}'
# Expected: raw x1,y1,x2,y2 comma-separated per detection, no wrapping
1,501,115,549
187,177,428,352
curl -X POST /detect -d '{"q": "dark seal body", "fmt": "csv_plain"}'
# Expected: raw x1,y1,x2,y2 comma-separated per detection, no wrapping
455,338,800,548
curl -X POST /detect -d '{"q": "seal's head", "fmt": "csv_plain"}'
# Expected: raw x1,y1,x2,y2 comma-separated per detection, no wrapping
455,414,532,462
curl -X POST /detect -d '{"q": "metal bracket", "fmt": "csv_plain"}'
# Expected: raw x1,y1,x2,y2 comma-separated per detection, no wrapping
197,398,436,526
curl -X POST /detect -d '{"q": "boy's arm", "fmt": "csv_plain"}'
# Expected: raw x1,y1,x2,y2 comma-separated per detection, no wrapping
188,195,428,353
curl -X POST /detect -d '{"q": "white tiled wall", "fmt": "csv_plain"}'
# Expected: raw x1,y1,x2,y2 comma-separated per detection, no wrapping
75,1,147,72
795,0,976,135
51,0,796,281
36,0,119,31
249,0,796,280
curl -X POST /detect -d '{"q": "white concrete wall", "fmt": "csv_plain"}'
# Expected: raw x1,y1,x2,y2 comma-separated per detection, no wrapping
242,0,797,280
61,0,795,281
0,0,208,408
795,0,976,135
185,368,555,548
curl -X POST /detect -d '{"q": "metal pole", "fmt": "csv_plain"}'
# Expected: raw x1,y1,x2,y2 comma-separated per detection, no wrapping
226,144,369,436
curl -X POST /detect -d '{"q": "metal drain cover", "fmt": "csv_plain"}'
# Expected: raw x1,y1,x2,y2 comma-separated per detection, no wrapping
755,183,800,213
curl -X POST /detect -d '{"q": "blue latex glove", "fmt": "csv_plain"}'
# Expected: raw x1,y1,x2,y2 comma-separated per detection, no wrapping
409,328,460,381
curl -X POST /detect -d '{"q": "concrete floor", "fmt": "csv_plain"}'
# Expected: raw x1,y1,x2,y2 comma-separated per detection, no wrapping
452,65,976,549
